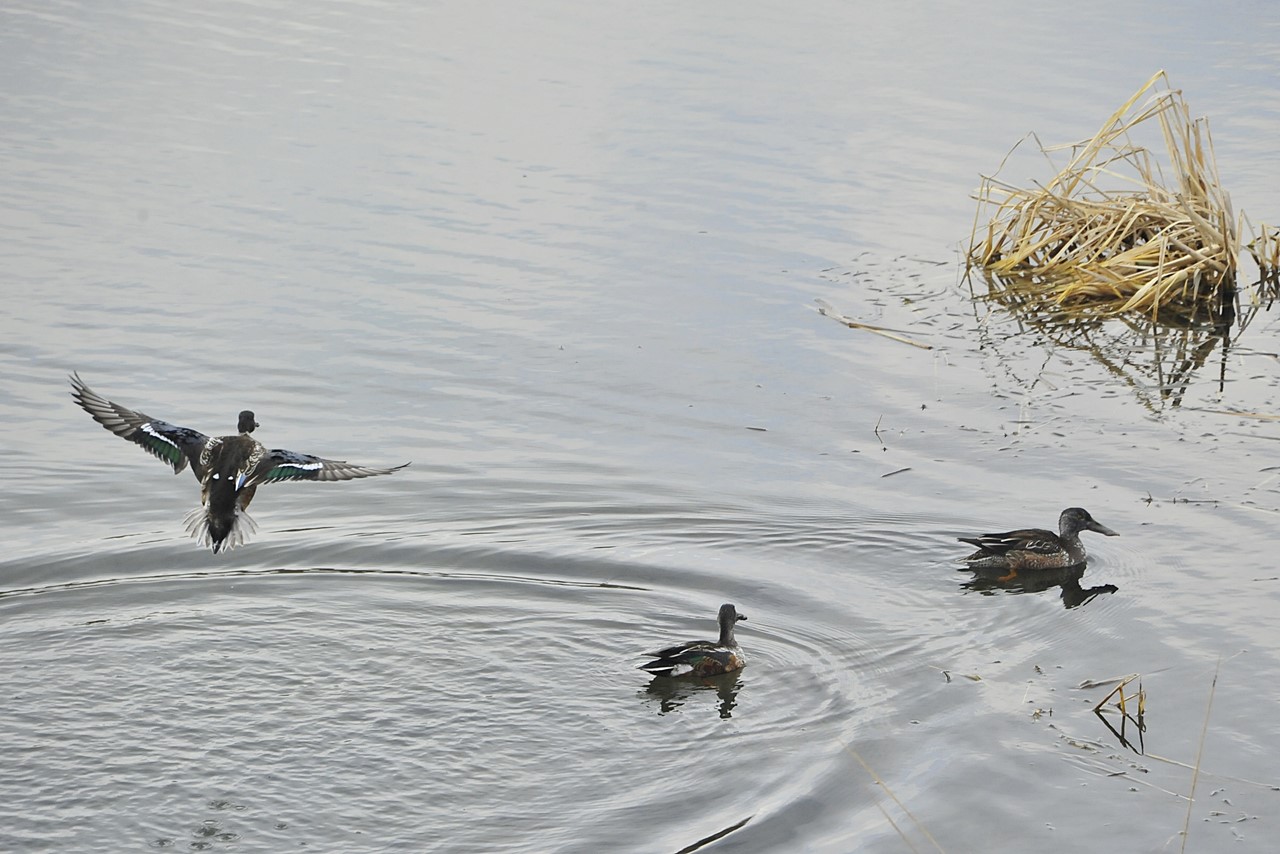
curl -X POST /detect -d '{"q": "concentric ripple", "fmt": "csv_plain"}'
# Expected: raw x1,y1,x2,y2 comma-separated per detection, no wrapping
0,557,897,854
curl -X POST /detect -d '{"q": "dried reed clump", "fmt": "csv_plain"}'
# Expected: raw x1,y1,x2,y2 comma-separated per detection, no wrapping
968,70,1278,326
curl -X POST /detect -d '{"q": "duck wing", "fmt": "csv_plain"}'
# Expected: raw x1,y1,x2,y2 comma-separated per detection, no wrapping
959,527,1061,556
639,641,737,677
249,450,410,486
642,639,712,659
70,373,209,477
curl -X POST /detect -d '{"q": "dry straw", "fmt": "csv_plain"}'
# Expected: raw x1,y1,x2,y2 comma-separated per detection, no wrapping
968,70,1279,327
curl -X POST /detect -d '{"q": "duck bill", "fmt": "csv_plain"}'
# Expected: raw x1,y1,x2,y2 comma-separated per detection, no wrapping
1089,521,1119,537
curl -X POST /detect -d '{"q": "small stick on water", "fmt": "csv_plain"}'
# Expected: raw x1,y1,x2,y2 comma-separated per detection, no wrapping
1079,673,1138,692
1091,673,1140,712
814,299,933,350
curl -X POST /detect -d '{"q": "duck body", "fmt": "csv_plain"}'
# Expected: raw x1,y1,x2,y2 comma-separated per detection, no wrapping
70,373,409,553
640,603,747,678
958,507,1118,578
186,429,267,551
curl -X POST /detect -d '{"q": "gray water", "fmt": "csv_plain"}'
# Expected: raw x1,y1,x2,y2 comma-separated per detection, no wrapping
3,2,1280,851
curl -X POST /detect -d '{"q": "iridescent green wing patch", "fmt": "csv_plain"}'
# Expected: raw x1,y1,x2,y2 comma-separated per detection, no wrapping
256,450,409,485
256,450,328,483
135,421,207,473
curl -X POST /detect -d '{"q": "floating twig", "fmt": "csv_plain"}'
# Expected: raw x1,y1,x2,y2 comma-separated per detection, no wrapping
814,299,933,350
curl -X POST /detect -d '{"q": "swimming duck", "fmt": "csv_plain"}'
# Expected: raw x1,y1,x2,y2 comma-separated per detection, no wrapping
70,373,409,553
639,603,747,678
957,507,1118,578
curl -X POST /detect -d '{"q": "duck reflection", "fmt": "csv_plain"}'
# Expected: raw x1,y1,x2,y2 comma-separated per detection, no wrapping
642,672,742,720
960,563,1117,609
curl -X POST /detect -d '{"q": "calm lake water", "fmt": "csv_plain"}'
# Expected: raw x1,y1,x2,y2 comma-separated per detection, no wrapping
3,2,1279,852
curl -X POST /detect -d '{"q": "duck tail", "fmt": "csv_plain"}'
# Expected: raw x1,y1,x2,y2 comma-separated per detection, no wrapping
638,658,691,678
183,506,258,554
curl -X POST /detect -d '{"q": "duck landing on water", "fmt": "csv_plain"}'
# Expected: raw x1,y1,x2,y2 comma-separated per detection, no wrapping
957,507,1118,580
70,373,409,553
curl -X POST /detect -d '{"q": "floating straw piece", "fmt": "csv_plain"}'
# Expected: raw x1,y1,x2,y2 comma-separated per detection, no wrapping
814,299,933,350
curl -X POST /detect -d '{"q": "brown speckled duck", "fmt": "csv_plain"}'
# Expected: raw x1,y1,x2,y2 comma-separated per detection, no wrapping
957,507,1118,580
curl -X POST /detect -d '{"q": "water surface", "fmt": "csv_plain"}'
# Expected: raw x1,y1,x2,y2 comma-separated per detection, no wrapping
3,2,1280,851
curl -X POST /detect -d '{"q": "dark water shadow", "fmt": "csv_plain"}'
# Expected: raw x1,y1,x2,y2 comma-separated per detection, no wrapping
959,563,1118,609
673,814,753,854
641,671,743,720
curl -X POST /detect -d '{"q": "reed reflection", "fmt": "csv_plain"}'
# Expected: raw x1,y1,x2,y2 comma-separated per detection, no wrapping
966,72,1279,412
1091,674,1146,754
972,269,1276,411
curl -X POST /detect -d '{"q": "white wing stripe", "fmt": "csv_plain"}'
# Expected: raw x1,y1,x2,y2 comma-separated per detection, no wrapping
141,423,181,450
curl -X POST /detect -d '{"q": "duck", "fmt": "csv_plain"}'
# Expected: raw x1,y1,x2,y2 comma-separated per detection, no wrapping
639,603,747,678
957,507,1118,579
70,373,409,553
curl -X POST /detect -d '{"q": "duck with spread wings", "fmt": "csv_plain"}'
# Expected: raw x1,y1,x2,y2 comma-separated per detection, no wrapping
70,373,409,553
